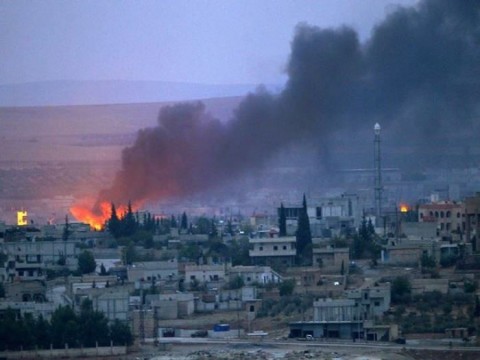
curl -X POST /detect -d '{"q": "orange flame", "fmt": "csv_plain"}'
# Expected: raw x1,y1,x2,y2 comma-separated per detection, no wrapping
70,201,131,230
400,204,409,213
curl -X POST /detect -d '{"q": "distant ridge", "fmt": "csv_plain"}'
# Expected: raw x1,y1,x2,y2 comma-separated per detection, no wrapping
0,80,282,107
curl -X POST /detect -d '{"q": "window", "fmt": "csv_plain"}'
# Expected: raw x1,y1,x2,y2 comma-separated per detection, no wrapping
259,246,263,251
283,246,287,250
374,301,380,306
273,246,278,251
190,275,196,280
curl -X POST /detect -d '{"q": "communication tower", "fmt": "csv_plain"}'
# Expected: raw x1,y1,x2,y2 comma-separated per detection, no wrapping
374,123,382,223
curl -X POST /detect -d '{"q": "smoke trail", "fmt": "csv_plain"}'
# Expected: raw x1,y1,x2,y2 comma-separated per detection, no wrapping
95,0,480,208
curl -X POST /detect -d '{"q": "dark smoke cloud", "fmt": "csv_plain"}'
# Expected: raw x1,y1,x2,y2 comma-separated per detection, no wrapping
97,0,480,207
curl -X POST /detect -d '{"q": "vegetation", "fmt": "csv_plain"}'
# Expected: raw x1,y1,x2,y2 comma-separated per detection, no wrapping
295,194,312,265
389,290,478,334
77,250,96,274
257,294,314,318
352,217,380,262
0,301,132,351
391,276,412,304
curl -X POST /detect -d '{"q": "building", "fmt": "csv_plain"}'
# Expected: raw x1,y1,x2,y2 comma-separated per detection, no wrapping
1,240,78,281
249,236,296,267
418,201,465,237
312,247,349,274
227,265,282,285
465,194,480,251
183,264,227,287
280,193,362,237
127,259,179,286
345,283,391,320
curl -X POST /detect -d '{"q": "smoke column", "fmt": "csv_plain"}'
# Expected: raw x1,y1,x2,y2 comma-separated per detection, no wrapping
94,0,480,209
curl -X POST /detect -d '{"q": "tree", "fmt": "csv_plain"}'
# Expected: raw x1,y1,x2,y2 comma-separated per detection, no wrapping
391,276,412,304
296,194,312,265
227,275,245,289
170,215,178,228
100,263,108,276
123,201,137,237
77,250,96,274
78,299,109,347
421,252,436,268
109,320,133,346
181,212,188,230
50,306,79,348
62,215,70,241
108,203,121,238
279,203,287,237
279,279,296,296
122,242,137,265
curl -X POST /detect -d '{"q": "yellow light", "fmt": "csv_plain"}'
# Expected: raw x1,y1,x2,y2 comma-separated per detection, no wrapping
17,211,28,226
400,205,409,213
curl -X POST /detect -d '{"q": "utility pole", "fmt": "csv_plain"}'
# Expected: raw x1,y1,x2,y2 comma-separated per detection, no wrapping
374,123,383,226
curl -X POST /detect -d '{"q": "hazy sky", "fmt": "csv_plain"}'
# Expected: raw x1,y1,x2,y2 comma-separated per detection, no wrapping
1,0,418,86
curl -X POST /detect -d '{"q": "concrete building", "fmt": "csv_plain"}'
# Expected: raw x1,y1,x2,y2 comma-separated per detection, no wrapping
127,259,179,285
227,265,282,285
0,301,56,320
312,247,349,274
1,240,78,281
465,194,480,251
280,193,362,238
184,264,227,287
345,283,391,320
249,236,296,267
418,201,465,237
75,287,130,322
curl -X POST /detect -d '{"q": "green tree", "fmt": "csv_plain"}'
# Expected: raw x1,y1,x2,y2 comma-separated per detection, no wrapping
195,217,211,234
50,306,79,348
181,212,188,230
34,315,51,349
229,238,251,266
179,243,203,263
122,242,137,265
62,215,70,241
227,275,245,289
78,299,109,347
108,203,121,238
77,250,96,274
296,194,312,265
109,320,133,346
170,214,178,228
100,263,108,276
279,279,296,296
421,252,436,268
279,203,287,237
210,219,218,239
391,276,412,304
123,201,137,237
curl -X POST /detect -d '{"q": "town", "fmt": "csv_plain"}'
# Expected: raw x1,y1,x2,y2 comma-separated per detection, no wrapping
2,160,480,359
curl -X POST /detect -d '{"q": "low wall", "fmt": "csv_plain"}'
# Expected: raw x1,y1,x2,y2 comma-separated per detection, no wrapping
0,345,127,359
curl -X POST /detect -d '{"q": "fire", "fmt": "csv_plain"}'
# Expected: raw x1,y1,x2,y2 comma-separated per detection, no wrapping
70,201,130,230
400,204,409,213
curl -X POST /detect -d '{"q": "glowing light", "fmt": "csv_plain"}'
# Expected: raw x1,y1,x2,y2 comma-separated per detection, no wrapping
70,201,132,230
17,211,28,226
400,204,409,213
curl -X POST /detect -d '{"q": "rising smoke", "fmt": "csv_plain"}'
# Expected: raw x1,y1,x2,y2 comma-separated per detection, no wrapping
96,0,480,209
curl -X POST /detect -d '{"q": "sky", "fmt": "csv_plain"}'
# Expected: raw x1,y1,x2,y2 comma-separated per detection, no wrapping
0,0,418,86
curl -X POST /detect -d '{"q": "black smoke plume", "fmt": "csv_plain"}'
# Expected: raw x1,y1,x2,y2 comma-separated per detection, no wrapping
97,0,480,208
